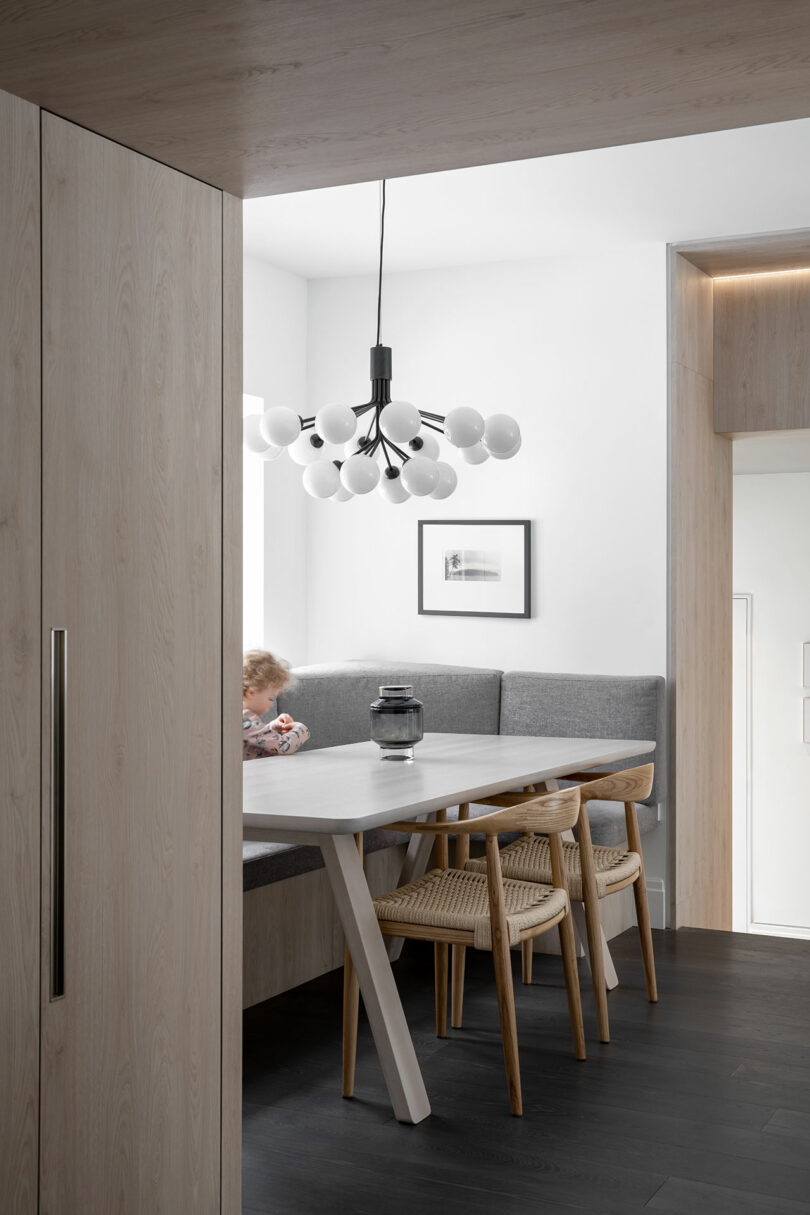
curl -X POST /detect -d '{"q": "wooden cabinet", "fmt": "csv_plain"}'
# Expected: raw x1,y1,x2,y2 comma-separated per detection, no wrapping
0,92,241,1214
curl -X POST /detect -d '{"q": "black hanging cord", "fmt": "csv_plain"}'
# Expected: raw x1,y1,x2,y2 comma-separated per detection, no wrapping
375,179,386,346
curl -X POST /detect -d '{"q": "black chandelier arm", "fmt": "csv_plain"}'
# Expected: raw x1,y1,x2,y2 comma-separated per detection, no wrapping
382,436,410,462
418,410,446,424
418,419,446,436
378,433,397,473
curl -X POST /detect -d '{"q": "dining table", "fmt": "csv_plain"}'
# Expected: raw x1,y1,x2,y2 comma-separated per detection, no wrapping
242,731,655,1124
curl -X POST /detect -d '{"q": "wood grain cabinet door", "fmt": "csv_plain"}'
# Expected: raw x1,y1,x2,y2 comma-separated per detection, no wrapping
40,113,223,1214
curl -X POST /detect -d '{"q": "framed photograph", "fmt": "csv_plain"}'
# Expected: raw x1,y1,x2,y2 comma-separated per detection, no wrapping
418,520,531,618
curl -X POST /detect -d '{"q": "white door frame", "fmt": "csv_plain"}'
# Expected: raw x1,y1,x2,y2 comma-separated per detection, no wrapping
732,593,753,933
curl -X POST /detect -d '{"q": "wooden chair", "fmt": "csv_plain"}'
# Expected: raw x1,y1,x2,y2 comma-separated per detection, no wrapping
342,787,586,1116
466,764,657,1043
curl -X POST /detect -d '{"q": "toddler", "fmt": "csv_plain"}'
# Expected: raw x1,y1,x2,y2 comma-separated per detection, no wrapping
242,650,310,760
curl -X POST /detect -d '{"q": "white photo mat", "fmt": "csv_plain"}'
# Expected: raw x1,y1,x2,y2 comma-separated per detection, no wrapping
418,520,531,618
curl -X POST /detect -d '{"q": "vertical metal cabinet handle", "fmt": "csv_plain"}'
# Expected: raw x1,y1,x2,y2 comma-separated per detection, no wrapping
50,628,66,1000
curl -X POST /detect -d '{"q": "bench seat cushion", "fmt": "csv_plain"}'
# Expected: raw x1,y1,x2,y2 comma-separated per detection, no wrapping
243,827,404,892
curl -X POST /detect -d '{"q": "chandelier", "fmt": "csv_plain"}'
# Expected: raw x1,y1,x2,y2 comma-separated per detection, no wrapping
243,181,521,502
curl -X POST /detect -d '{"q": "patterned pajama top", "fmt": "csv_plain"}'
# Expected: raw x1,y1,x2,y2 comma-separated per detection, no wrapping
242,710,310,760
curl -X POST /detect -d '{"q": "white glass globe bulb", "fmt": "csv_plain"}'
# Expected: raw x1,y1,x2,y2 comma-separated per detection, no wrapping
443,406,485,448
378,472,411,504
430,461,458,500
244,414,271,454
259,442,283,461
460,442,490,465
340,453,381,495
408,431,440,461
289,431,330,466
490,435,522,461
315,402,357,445
483,413,521,455
380,400,421,443
401,455,439,497
302,461,341,499
331,485,354,502
258,406,301,448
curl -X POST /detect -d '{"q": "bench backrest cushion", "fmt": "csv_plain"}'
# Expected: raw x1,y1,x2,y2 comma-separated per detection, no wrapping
277,660,502,752
499,671,666,805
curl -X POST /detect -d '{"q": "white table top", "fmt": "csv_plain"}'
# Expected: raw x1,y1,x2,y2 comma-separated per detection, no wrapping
242,732,655,835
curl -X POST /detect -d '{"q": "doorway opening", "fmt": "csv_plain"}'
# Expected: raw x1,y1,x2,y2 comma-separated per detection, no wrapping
732,432,810,939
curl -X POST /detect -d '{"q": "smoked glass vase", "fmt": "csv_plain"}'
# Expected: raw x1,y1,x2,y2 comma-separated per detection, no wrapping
369,685,424,761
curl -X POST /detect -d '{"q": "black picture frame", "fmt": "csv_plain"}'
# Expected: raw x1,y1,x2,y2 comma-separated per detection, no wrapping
418,519,531,618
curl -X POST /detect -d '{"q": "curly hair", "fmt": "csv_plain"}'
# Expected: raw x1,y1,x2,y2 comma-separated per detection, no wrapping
242,650,294,696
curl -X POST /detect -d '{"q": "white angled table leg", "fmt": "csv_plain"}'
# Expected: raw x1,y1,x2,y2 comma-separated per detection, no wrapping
320,832,431,1124
547,780,619,991
387,815,437,962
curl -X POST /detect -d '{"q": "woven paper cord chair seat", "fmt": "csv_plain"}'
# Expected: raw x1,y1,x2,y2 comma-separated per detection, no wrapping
465,838,641,901
373,868,568,951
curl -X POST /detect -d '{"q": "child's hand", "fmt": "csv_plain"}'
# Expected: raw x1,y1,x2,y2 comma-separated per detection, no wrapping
271,713,295,734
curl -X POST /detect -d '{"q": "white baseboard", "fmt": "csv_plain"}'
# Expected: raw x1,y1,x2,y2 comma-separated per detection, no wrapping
646,879,666,930
749,921,810,941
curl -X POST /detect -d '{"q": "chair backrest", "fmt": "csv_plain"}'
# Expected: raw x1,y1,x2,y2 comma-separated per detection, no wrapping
576,764,654,806
499,672,666,806
390,786,580,839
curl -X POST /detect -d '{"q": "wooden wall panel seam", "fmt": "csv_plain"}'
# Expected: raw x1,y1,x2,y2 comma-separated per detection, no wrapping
220,189,243,1215
0,85,41,1215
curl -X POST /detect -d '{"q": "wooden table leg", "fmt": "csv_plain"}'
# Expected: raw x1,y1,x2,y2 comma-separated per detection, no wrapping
387,816,437,963
320,833,431,1125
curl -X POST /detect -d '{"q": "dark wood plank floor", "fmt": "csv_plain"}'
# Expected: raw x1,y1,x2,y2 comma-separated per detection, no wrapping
243,928,810,1214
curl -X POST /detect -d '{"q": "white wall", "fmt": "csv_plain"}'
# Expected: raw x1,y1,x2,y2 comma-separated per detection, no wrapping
244,246,670,906
734,472,810,935
305,251,668,678
243,255,309,666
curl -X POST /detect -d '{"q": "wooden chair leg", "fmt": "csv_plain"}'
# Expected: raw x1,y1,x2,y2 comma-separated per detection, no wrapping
434,942,448,1038
624,799,658,1004
557,916,586,1061
632,874,658,1002
486,836,523,1116
521,939,533,985
342,944,359,1097
577,810,611,1043
341,832,364,1097
451,944,466,1028
582,889,610,1043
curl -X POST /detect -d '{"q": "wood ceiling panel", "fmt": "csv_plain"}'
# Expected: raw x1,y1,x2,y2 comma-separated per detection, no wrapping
2,1,810,197
675,230,810,277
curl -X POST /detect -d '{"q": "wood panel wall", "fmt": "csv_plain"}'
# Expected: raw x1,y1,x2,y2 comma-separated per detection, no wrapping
714,272,810,434
668,253,733,930
0,86,41,1215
